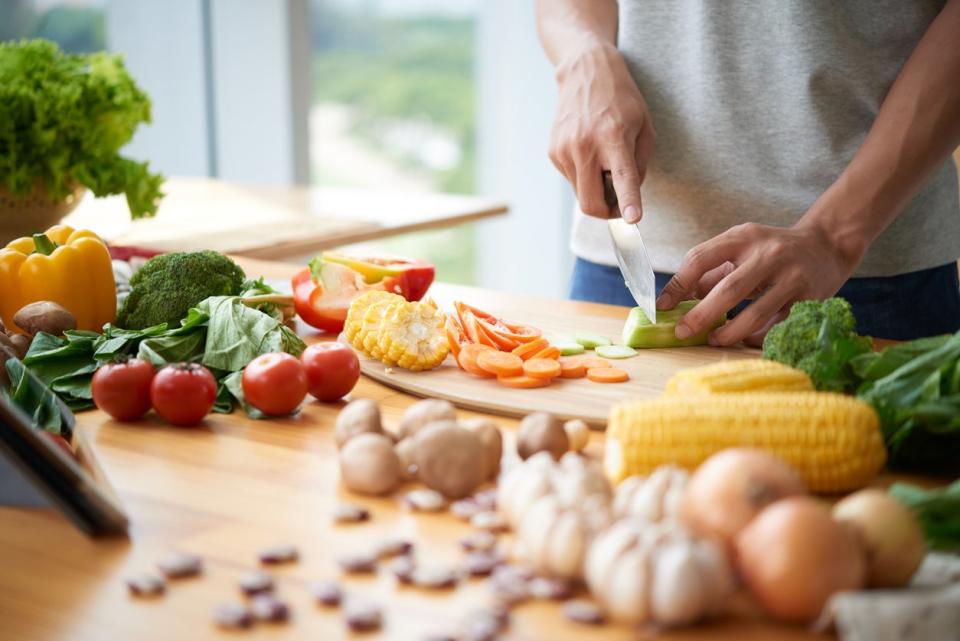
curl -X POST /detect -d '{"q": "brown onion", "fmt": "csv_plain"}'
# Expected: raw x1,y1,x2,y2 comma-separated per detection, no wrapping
736,497,866,622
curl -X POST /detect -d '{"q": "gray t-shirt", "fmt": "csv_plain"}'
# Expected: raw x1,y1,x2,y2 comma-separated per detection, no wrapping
570,0,960,277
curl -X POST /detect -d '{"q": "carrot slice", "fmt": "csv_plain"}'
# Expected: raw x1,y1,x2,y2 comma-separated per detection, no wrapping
578,357,611,370
512,338,549,360
532,346,561,361
477,351,524,377
559,358,586,379
498,374,553,389
523,358,562,380
459,343,496,378
476,319,518,351
587,367,629,383
445,315,464,360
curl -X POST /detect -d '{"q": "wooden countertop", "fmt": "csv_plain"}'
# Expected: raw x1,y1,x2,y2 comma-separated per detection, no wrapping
62,177,508,260
0,257,930,641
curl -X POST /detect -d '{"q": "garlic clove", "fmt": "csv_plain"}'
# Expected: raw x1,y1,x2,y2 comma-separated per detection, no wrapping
605,547,650,623
649,540,706,627
544,511,587,579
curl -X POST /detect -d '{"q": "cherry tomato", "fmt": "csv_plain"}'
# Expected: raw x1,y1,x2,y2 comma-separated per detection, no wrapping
242,352,308,415
300,342,360,402
150,363,217,427
91,358,155,421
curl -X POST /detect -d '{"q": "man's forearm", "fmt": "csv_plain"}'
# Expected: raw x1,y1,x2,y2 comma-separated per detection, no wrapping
536,0,619,68
801,0,960,263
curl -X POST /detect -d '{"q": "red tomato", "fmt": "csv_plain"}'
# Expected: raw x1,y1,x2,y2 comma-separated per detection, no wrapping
242,352,308,415
91,358,155,421
150,363,217,427
300,342,360,402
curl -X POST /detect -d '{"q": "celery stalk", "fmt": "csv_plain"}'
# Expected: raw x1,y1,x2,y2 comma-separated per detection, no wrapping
621,300,726,348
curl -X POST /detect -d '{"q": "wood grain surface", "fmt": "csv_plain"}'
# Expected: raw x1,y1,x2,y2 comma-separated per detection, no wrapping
0,257,888,641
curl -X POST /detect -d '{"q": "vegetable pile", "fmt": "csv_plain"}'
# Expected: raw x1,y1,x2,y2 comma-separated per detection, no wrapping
0,39,163,219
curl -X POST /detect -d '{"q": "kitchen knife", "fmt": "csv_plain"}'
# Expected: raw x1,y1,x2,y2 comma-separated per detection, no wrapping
603,171,656,324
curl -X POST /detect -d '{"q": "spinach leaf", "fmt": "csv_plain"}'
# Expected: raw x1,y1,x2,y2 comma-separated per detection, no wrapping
3,358,67,434
198,296,296,371
221,370,266,419
890,480,960,551
138,331,206,367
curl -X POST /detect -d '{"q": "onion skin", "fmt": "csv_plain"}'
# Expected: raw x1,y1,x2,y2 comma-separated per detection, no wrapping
832,489,926,588
680,449,806,546
736,497,866,622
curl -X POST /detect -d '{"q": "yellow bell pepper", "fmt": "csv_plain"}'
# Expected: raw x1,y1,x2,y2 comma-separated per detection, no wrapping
0,224,116,333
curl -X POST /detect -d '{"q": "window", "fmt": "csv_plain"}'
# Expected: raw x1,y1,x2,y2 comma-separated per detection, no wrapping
1,0,106,53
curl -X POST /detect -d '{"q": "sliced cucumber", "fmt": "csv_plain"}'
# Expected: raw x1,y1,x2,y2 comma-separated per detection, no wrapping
595,344,638,359
555,342,586,356
621,300,726,349
573,332,612,349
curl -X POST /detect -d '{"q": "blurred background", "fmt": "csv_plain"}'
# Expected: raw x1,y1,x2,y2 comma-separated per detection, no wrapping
0,0,575,296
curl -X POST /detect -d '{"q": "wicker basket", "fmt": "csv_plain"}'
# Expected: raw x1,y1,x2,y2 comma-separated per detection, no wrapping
0,184,87,246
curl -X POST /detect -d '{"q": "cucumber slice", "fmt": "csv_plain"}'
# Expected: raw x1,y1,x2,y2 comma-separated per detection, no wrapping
595,344,637,359
573,332,612,349
621,300,726,349
555,342,586,356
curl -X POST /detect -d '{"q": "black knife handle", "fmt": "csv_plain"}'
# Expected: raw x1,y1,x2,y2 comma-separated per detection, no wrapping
601,171,621,219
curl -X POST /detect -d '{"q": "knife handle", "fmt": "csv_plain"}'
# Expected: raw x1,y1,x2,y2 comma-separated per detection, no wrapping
601,171,621,219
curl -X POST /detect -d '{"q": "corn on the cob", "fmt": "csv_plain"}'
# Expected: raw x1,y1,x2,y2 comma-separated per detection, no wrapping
605,392,886,492
345,291,449,371
664,359,813,395
343,291,396,343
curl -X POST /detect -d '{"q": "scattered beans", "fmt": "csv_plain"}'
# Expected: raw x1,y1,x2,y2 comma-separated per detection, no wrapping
388,556,416,584
156,552,203,579
470,511,508,533
337,551,378,574
332,503,371,524
473,489,498,511
403,489,447,512
462,551,504,577
459,531,498,553
460,608,507,641
126,573,166,597
411,565,459,589
488,565,532,606
562,599,605,625
343,598,383,632
249,594,290,623
451,498,483,521
311,579,343,607
213,602,254,630
374,538,413,560
258,544,299,565
422,635,456,641
529,577,573,601
238,570,274,596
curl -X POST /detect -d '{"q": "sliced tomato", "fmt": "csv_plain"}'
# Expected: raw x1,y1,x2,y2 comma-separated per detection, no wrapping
321,252,435,301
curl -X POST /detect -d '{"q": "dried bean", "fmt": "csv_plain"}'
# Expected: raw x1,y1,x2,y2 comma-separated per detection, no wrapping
562,599,605,625
213,602,253,630
250,594,290,623
126,573,166,597
462,551,503,577
258,544,299,565
332,503,370,524
470,511,508,533
488,565,532,606
403,489,447,512
311,579,343,607
343,599,383,632
337,551,378,574
411,565,459,589
460,609,507,641
451,498,482,520
388,556,416,584
528,577,573,601
459,531,497,553
156,552,203,579
473,489,498,511
374,538,413,560
238,570,274,596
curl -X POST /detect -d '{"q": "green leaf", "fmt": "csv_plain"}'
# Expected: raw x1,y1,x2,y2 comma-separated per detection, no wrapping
197,296,286,371
890,480,960,551
3,358,66,435
221,370,266,419
137,331,206,367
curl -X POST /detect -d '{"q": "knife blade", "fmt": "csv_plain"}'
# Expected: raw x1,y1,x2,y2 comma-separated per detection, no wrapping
602,171,656,324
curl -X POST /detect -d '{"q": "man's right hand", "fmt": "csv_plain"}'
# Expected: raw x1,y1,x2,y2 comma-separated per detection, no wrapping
548,43,656,224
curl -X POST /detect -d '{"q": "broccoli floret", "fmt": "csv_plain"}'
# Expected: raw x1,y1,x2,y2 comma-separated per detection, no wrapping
762,297,871,391
117,251,246,329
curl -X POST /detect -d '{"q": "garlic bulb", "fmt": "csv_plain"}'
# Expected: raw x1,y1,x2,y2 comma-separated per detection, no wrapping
612,466,689,522
585,519,734,626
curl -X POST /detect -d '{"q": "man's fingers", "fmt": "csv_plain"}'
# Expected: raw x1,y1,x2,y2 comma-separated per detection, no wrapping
657,237,741,311
695,262,735,298
743,309,788,348
607,140,644,223
675,257,765,340
709,281,797,346
574,159,607,218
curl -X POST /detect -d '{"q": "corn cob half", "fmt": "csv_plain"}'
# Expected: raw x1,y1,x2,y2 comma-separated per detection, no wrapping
343,290,396,343
664,359,813,395
345,291,449,371
605,392,886,492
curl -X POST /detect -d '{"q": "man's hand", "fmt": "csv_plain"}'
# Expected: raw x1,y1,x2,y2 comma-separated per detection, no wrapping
548,45,655,224
657,220,864,347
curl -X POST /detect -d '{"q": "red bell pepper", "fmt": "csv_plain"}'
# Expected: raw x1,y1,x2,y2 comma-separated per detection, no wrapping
321,252,434,302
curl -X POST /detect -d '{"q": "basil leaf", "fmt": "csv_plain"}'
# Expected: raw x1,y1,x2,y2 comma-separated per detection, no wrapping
197,296,285,372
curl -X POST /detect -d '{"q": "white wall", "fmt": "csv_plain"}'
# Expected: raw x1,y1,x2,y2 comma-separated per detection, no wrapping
475,0,574,298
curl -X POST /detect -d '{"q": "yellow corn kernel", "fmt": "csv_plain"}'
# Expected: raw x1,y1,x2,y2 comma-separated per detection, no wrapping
344,290,396,343
664,359,813,395
377,302,449,371
605,392,886,493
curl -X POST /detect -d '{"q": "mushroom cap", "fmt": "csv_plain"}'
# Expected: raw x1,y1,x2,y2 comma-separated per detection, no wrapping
413,420,485,499
339,433,401,495
398,399,456,440
517,412,569,460
461,417,503,480
335,399,383,448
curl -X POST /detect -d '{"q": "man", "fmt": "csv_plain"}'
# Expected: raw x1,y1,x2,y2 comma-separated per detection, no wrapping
537,0,960,345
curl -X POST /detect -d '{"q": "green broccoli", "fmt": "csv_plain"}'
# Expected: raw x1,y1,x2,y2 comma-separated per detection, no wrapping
117,251,246,329
762,297,872,392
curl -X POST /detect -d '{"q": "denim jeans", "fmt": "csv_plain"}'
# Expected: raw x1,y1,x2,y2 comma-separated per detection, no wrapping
569,257,960,340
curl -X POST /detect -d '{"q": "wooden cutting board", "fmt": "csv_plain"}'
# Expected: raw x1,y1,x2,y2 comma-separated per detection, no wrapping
359,306,758,427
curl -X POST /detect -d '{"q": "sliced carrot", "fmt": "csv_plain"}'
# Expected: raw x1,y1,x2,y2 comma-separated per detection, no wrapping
558,358,586,379
578,357,611,370
477,351,524,377
477,319,518,351
587,367,629,383
532,346,561,361
459,343,496,378
497,374,553,389
445,315,464,360
511,338,549,360
522,358,562,380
